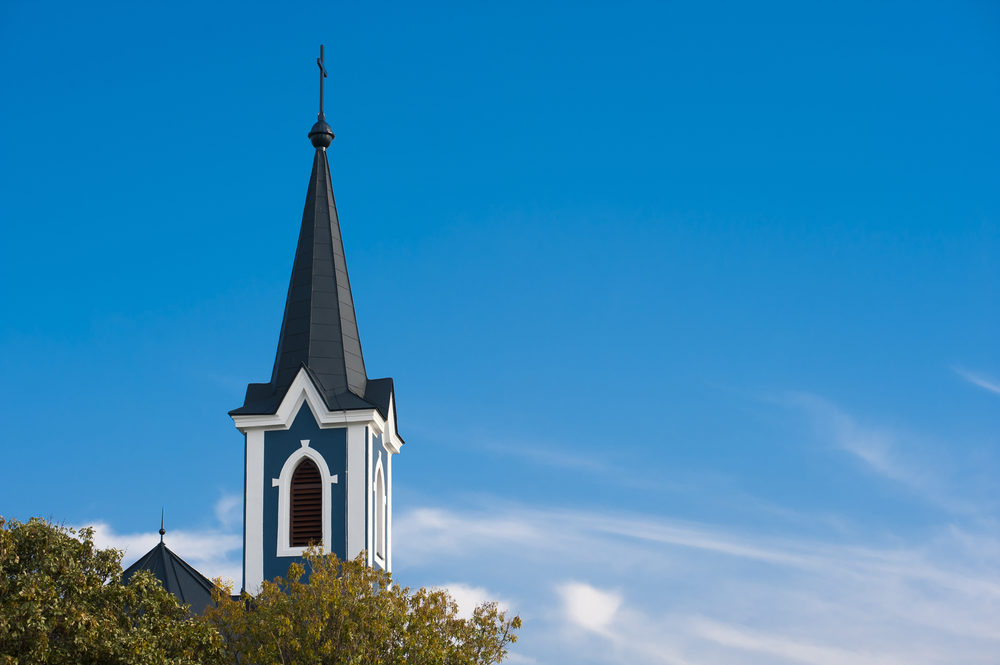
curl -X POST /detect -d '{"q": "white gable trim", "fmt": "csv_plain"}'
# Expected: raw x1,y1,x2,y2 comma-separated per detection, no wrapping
232,368,386,433
232,368,403,453
383,393,402,454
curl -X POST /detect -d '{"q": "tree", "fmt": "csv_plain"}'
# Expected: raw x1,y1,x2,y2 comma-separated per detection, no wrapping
206,549,521,665
0,518,520,665
0,517,223,665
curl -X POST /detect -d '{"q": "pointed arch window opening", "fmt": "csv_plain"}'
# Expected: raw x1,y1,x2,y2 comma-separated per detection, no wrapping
374,460,386,565
272,440,338,558
290,458,323,547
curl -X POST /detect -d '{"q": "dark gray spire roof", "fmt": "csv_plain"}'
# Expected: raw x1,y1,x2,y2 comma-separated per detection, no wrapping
122,542,215,616
231,141,397,427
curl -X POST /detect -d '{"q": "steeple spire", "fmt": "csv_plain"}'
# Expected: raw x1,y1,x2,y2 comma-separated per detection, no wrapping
231,49,404,592
233,46,382,417
159,507,165,543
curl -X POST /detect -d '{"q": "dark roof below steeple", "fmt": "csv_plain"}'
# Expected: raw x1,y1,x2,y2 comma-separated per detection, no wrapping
122,542,215,616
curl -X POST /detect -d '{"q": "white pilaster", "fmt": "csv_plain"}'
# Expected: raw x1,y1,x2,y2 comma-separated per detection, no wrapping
386,450,393,573
244,430,265,593
366,429,373,566
346,424,367,559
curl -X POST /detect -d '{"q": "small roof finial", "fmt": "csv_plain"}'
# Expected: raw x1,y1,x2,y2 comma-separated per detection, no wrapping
309,44,335,149
159,507,166,543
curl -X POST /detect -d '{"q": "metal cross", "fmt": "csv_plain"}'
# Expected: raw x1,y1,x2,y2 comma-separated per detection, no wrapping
317,44,328,117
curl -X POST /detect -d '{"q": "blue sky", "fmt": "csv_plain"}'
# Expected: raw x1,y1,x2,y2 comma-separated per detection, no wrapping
2,1,999,663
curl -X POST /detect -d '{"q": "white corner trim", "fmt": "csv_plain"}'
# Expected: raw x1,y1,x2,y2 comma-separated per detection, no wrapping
345,425,366,558
273,445,336,558
366,429,373,566
386,451,392,573
244,430,265,593
231,368,387,434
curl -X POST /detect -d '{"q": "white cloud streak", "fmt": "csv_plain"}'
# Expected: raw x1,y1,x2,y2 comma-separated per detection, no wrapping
780,392,925,488
773,392,988,515
395,503,1000,665
214,493,242,530
80,495,244,585
689,619,909,665
436,582,510,620
953,367,1000,396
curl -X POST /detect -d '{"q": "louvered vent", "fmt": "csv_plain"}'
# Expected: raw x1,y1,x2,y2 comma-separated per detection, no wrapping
290,459,323,547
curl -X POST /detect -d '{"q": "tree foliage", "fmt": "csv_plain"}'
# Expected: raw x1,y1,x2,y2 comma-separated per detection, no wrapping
0,517,223,665
206,549,521,665
0,518,520,665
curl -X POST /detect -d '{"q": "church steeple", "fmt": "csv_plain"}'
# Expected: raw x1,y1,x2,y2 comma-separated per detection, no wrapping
232,46,373,416
231,47,402,593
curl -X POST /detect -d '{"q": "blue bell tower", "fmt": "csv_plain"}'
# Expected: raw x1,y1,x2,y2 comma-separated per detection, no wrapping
230,47,403,593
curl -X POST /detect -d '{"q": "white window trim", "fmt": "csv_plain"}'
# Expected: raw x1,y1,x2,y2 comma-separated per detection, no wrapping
373,452,386,567
272,440,338,558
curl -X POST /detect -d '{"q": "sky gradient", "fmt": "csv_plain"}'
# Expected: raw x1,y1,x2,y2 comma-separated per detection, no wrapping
2,2,999,663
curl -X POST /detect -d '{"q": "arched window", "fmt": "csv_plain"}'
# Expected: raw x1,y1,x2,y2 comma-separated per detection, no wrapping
290,458,323,547
272,440,336,557
374,465,386,561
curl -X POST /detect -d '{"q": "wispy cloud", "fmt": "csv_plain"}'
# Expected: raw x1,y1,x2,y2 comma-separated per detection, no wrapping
85,520,242,584
79,495,244,585
411,425,686,494
214,493,242,530
780,392,924,486
771,392,984,515
436,582,511,620
399,504,1000,598
395,502,1000,665
953,367,1000,396
556,582,622,635
688,618,910,665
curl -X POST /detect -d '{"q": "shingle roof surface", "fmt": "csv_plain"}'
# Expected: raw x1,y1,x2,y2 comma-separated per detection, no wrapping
122,542,215,616
231,147,398,435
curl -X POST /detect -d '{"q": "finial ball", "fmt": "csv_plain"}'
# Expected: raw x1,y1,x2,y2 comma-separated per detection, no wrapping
309,119,335,149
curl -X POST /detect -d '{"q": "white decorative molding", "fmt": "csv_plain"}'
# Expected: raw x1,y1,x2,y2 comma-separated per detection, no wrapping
366,429,373,566
244,430,265,593
386,450,393,573
272,444,337,558
231,368,388,434
345,425,366,559
373,454,386,568
383,393,402,454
